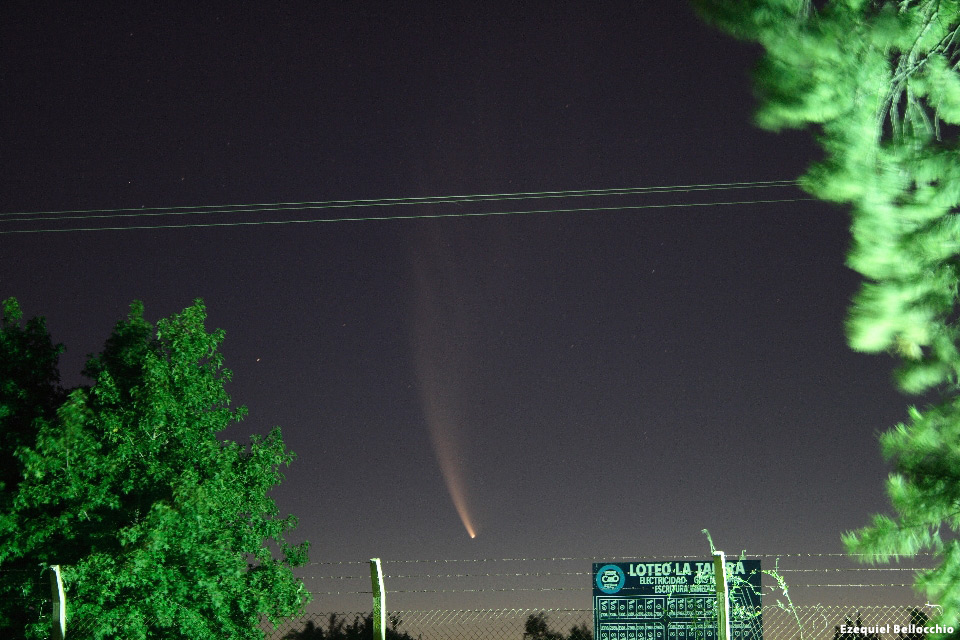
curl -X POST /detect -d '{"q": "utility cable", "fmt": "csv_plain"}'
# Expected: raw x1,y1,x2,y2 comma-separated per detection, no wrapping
0,197,814,235
0,179,800,221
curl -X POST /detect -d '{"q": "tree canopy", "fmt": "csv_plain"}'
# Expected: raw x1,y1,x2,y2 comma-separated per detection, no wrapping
694,0,960,629
0,299,309,639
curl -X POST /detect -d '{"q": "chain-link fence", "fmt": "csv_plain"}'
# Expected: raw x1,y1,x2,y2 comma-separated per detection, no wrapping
46,603,946,639
9,554,947,639
268,605,945,640
265,554,944,640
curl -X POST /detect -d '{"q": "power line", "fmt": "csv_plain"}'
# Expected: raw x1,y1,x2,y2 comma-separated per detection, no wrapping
0,179,799,220
0,197,814,235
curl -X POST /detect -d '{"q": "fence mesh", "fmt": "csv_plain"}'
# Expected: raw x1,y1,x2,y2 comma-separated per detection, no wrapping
9,554,949,639
268,605,945,640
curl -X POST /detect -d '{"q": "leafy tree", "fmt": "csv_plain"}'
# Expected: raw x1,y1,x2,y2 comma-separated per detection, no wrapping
0,299,309,639
0,299,65,631
692,0,960,630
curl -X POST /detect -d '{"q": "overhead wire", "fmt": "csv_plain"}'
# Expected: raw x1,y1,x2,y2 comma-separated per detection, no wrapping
0,197,815,235
0,180,811,234
0,179,799,220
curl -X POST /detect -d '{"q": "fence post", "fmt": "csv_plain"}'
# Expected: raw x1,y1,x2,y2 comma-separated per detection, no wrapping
49,564,66,640
713,551,730,640
370,558,386,640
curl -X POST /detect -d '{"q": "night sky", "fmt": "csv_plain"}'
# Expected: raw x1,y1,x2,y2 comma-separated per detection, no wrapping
0,1,926,614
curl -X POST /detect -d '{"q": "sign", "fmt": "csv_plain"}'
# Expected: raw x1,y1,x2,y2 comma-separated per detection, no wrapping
593,560,762,640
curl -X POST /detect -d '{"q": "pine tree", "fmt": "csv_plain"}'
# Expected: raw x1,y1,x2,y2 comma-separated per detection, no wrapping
694,0,960,629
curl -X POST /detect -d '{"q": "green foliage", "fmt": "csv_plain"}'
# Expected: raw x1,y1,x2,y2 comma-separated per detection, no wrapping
0,299,66,632
0,298,64,497
0,299,309,639
693,0,960,634
700,534,791,639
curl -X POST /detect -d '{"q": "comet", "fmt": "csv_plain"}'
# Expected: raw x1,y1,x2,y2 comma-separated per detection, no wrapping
419,390,478,539
409,227,479,539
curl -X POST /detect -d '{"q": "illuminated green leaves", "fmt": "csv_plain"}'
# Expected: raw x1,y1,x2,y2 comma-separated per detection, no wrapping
696,0,960,385
695,0,960,631
0,301,309,639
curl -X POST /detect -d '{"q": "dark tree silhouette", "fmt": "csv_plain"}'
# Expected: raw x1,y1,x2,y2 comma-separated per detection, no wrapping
896,609,929,640
283,613,419,640
523,613,593,640
833,614,881,640
567,622,594,640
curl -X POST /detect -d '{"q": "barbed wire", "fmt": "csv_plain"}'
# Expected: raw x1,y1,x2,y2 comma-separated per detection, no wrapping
267,555,943,598
295,552,942,565
3,555,939,571
297,569,932,585
1,553,941,603
306,584,931,596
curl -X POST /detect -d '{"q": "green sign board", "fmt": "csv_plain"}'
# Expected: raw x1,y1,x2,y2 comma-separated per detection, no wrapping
593,560,762,640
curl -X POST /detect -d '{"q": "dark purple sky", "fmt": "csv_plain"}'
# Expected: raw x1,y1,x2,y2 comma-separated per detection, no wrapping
0,1,921,613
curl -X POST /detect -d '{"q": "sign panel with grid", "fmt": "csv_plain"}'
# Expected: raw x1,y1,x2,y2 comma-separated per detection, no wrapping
593,560,762,640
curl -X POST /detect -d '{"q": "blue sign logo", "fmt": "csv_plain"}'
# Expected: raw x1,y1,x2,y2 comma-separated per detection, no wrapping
595,564,625,594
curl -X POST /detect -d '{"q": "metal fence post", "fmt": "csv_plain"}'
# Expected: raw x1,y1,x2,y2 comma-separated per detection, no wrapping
713,552,730,640
370,558,386,640
49,564,66,640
